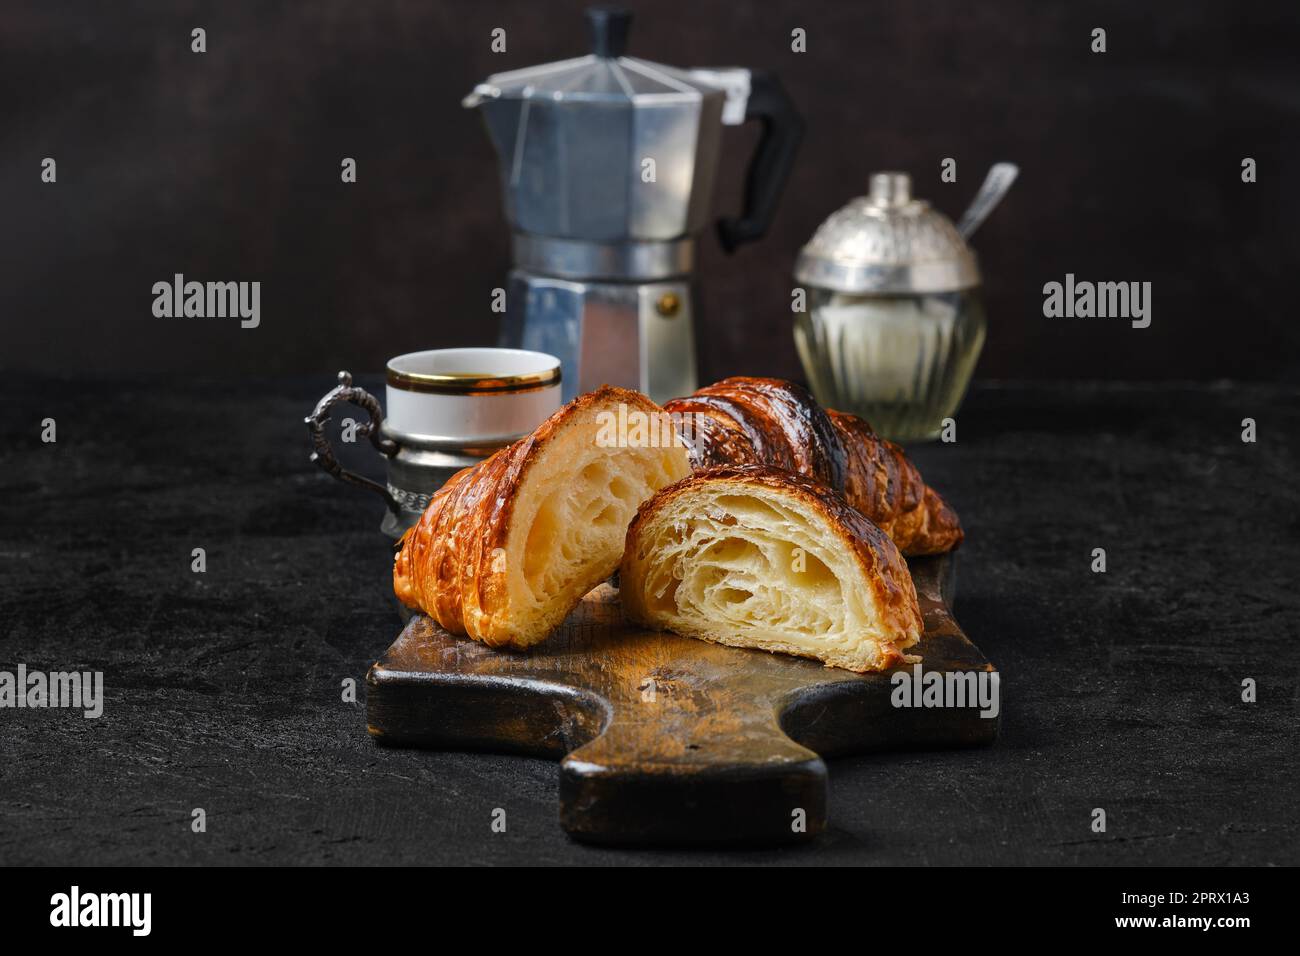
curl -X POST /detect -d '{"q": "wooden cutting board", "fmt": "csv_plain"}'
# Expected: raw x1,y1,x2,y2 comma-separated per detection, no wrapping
366,554,996,845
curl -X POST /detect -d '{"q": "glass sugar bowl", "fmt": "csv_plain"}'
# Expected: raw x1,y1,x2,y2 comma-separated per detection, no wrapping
794,170,1003,442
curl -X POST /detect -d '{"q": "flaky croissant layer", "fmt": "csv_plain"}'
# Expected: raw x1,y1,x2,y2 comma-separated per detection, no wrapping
664,377,962,556
621,465,924,672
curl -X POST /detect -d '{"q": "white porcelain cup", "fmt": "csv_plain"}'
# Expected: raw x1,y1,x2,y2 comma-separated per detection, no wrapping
383,348,562,445
306,348,562,537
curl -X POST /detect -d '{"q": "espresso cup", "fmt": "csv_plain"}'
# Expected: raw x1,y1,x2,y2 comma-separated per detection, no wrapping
307,348,562,537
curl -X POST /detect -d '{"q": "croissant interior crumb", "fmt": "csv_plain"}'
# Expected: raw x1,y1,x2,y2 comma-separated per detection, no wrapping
621,473,922,672
505,412,689,640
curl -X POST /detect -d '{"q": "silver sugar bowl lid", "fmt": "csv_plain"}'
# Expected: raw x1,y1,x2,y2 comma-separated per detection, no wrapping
794,172,980,295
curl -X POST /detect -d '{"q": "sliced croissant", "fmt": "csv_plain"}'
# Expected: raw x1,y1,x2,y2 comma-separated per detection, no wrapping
620,465,923,672
664,377,963,556
394,385,691,648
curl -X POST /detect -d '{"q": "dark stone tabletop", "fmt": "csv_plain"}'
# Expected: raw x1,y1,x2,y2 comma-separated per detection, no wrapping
1,377,1296,865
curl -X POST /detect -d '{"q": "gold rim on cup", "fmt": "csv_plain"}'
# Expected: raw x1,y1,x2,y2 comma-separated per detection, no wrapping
385,364,562,395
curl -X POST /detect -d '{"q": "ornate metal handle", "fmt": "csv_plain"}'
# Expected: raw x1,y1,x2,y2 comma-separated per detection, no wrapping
305,371,400,516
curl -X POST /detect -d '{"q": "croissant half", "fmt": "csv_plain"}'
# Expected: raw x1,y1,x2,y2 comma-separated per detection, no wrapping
663,377,962,556
620,465,924,673
394,385,690,648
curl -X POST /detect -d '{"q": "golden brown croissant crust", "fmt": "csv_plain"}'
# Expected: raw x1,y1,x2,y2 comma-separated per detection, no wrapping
663,377,962,555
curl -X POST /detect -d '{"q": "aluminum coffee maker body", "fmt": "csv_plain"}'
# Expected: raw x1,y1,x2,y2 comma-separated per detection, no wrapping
464,7,803,403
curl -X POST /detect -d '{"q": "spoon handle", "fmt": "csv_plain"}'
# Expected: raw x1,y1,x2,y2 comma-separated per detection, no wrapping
956,162,1019,240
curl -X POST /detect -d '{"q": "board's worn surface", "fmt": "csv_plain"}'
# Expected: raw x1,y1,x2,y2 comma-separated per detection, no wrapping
367,554,997,844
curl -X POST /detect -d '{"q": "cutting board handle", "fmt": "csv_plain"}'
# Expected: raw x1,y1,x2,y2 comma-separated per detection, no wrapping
558,680,828,845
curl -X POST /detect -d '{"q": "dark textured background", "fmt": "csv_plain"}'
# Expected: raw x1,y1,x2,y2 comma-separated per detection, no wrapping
2,0,1298,383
